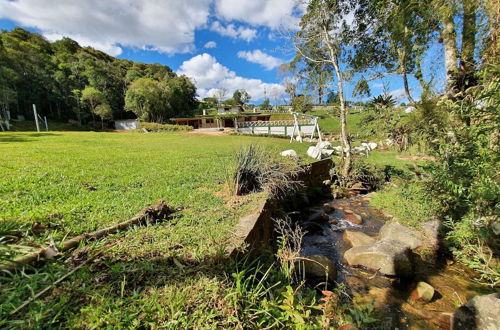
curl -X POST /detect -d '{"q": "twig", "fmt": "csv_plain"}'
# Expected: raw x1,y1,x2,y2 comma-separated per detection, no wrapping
9,242,117,316
0,200,171,272
367,268,381,279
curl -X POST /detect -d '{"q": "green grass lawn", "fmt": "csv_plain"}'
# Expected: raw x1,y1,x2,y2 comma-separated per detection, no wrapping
6,119,89,132
0,130,420,327
308,109,365,135
268,109,366,136
1,131,318,327
0,131,313,244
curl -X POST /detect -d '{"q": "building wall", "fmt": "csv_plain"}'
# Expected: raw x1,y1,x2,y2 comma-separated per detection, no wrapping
237,125,315,136
200,118,218,128
115,119,139,130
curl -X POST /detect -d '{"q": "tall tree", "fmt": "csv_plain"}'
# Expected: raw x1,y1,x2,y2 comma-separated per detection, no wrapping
81,86,105,125
351,0,435,104
213,88,228,105
125,78,166,122
232,89,251,106
294,0,354,177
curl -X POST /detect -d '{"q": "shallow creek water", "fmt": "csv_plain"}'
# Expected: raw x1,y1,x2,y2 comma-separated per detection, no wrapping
298,194,492,329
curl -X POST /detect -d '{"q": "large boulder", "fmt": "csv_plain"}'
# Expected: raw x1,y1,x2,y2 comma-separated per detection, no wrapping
316,141,333,149
321,149,335,157
379,222,423,250
343,230,375,247
344,240,413,277
307,146,322,160
280,149,298,157
332,146,343,154
410,281,435,303
361,142,378,150
302,255,337,282
344,213,363,225
453,293,500,330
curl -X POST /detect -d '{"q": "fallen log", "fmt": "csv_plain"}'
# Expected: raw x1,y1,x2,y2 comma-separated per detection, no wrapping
0,200,172,272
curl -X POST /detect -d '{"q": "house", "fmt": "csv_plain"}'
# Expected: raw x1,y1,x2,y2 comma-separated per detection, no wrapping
171,109,321,139
217,105,244,114
171,104,272,129
170,112,271,129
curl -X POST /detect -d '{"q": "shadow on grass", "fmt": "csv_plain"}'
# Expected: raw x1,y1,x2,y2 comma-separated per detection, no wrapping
0,132,60,143
0,243,241,328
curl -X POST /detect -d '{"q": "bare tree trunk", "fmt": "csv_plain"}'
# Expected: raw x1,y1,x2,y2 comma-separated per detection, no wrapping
398,25,416,105
440,14,459,95
323,27,351,178
398,47,415,104
414,58,429,92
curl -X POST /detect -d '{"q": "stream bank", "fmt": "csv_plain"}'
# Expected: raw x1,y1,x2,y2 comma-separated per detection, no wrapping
298,194,498,329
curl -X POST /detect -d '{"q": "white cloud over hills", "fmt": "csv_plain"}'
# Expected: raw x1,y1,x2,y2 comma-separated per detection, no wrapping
177,53,284,101
0,0,304,56
0,0,212,56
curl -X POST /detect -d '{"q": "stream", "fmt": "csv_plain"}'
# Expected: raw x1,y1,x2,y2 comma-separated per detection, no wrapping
298,194,491,329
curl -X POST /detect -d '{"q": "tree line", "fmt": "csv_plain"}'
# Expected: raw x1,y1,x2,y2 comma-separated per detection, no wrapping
0,28,198,127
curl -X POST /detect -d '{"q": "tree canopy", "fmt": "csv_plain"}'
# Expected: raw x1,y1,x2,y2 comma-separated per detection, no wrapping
0,28,197,126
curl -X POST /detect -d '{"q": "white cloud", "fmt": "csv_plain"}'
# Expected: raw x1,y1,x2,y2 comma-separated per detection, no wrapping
237,50,283,70
177,53,284,101
388,88,407,101
204,41,217,49
0,0,211,56
215,0,304,29
210,21,257,42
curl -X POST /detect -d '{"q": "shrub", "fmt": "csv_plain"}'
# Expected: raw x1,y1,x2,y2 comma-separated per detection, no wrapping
444,216,499,286
424,65,499,284
225,145,302,198
139,122,192,132
330,158,385,191
370,181,441,228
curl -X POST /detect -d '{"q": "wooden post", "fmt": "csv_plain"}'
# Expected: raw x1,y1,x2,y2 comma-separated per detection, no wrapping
33,104,40,132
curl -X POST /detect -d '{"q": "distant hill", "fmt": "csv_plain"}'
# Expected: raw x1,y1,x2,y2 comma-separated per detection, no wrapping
0,28,197,126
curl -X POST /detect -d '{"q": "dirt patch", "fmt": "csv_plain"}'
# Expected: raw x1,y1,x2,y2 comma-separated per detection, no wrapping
212,184,253,210
396,155,437,162
187,129,229,136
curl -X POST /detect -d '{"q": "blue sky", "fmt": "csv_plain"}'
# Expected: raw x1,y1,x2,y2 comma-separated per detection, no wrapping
0,0,444,104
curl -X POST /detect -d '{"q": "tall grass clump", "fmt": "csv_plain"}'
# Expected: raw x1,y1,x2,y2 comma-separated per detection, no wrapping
225,144,303,198
224,219,377,328
330,157,386,195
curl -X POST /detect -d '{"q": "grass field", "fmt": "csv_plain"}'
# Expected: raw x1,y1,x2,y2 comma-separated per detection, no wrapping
0,130,417,327
0,132,313,245
0,131,317,327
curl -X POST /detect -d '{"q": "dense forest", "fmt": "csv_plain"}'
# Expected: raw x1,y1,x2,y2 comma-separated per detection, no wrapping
0,28,198,127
